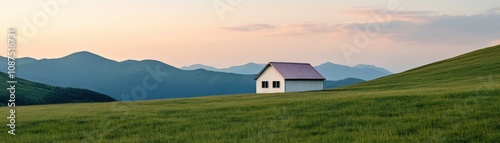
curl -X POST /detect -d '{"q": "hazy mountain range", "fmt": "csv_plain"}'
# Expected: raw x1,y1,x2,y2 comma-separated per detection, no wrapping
0,52,367,101
182,63,266,75
182,62,392,80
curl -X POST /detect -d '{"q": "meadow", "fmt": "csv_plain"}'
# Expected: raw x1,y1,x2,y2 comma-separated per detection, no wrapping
1,84,499,142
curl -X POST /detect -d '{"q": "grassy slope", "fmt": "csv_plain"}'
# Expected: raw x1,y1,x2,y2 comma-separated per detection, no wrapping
344,45,500,90
1,45,500,142
0,72,116,106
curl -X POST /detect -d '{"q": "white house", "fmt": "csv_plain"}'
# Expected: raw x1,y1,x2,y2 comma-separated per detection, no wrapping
254,62,325,93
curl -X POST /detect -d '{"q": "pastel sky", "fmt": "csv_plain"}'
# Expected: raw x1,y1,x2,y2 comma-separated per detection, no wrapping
1,0,499,72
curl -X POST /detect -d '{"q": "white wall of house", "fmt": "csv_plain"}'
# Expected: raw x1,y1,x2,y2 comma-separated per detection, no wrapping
256,66,285,93
285,80,324,93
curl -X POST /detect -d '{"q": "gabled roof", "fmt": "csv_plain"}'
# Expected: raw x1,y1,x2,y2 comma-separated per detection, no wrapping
254,62,325,80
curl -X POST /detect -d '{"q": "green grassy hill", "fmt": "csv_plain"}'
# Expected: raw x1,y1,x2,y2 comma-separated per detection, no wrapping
0,72,116,106
1,45,499,142
344,45,500,90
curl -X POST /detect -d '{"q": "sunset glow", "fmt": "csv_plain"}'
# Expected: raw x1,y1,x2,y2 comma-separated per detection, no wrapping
1,0,499,72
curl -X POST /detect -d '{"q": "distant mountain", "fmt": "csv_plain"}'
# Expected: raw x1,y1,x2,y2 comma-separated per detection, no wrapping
183,62,392,80
223,62,266,74
181,64,219,71
0,72,116,106
0,57,36,68
0,52,255,101
0,52,364,101
354,64,392,75
315,62,391,80
324,78,365,89
181,62,265,75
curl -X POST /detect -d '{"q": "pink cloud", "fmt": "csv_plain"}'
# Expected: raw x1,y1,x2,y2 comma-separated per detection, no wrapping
222,8,500,48
221,24,276,31
336,9,500,46
343,8,436,24
221,22,334,36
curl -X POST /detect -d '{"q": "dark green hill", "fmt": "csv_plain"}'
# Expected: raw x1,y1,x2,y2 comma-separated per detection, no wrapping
0,72,116,106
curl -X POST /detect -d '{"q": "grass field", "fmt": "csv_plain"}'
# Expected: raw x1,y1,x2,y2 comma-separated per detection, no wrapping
1,45,499,142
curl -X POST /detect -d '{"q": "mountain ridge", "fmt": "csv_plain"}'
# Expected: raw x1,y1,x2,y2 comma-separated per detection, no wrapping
0,52,366,101
182,62,392,80
1,53,391,81
181,62,266,75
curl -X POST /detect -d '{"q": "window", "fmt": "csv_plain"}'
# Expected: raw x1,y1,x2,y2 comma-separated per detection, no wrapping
262,81,269,88
273,81,280,88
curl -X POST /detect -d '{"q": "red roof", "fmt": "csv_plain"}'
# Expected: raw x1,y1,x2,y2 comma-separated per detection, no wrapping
254,62,325,80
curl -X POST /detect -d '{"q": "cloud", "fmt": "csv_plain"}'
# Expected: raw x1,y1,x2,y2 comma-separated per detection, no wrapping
344,9,435,17
486,7,500,14
336,8,500,46
343,7,436,23
222,7,500,47
221,22,335,36
221,24,276,32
